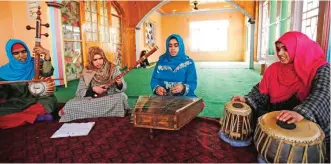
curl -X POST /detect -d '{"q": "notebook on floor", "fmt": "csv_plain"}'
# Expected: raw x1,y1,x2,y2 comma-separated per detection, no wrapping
51,122,95,138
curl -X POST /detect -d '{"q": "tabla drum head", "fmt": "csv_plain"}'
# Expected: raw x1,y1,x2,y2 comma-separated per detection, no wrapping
224,101,252,116
259,111,323,143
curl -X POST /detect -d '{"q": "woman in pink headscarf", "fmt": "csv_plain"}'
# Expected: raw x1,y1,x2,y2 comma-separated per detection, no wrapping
232,31,330,160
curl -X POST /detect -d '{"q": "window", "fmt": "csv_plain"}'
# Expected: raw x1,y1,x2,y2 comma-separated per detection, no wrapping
190,20,229,52
110,6,122,67
258,0,325,62
81,1,123,67
301,0,319,41
258,0,292,58
84,1,98,42
99,1,110,43
61,1,83,81
260,1,270,58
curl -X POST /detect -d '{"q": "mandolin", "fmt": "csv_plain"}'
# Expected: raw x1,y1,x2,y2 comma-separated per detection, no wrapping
90,46,159,98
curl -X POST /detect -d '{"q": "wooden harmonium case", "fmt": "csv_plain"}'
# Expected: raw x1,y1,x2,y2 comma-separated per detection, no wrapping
133,95,204,130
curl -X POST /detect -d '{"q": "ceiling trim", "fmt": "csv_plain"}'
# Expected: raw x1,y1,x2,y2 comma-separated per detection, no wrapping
224,0,253,19
136,0,169,29
161,8,237,16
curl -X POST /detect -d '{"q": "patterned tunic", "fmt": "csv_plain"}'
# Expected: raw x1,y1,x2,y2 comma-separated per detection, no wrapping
245,64,330,154
59,66,129,122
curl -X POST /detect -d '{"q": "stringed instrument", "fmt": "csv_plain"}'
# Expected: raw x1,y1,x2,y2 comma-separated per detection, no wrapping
0,6,62,97
91,46,159,98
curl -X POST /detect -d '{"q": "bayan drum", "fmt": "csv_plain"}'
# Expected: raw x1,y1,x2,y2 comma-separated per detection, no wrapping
254,111,326,163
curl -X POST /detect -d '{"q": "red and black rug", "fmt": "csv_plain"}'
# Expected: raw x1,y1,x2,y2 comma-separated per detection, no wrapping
0,117,257,163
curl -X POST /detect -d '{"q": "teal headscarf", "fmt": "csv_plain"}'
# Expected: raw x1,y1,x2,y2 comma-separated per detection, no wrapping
0,39,35,81
160,34,188,66
151,34,197,97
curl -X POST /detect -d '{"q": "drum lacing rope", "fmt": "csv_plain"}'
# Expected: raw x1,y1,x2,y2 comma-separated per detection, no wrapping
229,113,237,139
262,136,272,162
253,126,260,142
287,143,295,163
274,140,283,163
303,144,308,163
256,128,264,151
242,116,252,139
222,110,230,132
319,143,325,162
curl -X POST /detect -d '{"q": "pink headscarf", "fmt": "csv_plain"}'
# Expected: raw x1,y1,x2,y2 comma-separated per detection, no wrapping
259,31,328,103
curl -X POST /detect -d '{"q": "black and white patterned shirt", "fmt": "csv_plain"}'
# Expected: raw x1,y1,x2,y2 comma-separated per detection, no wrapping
245,64,330,146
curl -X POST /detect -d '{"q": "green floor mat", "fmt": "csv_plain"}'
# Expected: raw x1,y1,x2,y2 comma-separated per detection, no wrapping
195,68,261,118
54,65,261,118
54,80,79,103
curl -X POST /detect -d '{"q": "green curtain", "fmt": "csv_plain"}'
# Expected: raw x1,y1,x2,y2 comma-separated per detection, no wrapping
280,0,290,35
268,0,277,55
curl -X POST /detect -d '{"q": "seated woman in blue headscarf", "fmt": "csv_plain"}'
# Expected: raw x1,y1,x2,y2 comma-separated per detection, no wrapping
0,39,58,129
151,34,197,97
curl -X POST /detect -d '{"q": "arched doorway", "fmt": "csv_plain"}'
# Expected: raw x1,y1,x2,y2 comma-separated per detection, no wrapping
134,0,256,68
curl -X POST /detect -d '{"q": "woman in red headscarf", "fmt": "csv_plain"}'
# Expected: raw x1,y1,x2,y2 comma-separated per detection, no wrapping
232,31,330,159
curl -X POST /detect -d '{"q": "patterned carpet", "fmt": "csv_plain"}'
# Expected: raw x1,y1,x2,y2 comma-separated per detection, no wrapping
0,117,258,163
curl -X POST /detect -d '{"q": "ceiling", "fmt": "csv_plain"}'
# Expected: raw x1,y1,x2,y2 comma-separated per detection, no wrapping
158,1,234,14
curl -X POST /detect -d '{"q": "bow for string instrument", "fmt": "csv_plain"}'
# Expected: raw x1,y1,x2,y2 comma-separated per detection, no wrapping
91,46,159,98
0,6,62,97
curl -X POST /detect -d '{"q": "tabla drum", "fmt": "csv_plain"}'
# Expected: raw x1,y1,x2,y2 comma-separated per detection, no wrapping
254,111,326,163
220,101,253,140
28,77,55,97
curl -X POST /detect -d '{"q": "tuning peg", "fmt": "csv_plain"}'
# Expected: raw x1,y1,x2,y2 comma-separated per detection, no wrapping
42,23,50,28
26,25,35,30
42,33,49,37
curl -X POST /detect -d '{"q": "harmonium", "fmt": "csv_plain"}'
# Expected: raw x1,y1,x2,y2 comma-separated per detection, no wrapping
133,95,204,131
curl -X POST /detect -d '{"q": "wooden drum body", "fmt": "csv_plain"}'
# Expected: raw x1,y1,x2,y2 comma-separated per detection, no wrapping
254,111,326,163
220,101,252,140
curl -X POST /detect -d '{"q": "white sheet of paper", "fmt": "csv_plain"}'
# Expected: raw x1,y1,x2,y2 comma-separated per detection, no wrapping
51,122,95,138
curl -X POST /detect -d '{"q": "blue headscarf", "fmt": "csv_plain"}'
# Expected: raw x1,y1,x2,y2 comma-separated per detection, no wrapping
151,34,197,97
0,39,35,81
159,34,188,67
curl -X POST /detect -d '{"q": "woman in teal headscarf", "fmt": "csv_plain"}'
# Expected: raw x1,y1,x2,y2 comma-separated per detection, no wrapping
0,39,58,128
151,34,197,97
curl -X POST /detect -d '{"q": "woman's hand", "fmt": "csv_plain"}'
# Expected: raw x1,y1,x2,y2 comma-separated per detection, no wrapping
171,83,184,94
93,85,107,94
231,95,246,103
156,86,167,96
277,110,304,123
33,46,51,61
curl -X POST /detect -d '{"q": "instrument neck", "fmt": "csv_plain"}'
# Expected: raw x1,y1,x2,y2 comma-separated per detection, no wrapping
104,47,158,89
34,42,41,80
